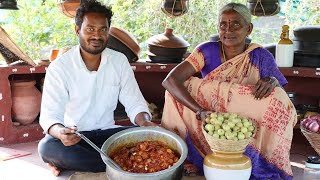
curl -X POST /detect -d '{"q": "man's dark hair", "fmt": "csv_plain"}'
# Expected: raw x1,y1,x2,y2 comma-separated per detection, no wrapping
75,1,113,28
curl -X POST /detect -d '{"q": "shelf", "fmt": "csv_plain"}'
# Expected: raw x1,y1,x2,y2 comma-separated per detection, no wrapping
279,67,320,78
0,65,47,145
130,63,320,78
1,63,318,145
130,62,177,73
0,65,47,74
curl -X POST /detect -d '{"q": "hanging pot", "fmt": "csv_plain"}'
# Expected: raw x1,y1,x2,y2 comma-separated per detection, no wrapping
161,0,189,18
248,1,280,16
57,0,80,18
0,0,19,10
11,80,42,125
247,0,278,2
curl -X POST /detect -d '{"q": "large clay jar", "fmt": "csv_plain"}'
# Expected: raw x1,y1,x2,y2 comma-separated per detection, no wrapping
11,80,42,125
203,150,252,180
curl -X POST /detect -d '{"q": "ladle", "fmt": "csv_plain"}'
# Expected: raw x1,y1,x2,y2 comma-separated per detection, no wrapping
74,131,122,170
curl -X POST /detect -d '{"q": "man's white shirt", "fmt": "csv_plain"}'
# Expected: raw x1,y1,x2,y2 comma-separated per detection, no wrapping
40,46,150,133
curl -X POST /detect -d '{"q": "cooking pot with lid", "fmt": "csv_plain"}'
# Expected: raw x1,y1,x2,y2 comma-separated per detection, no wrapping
101,127,188,180
293,25,320,42
146,28,189,63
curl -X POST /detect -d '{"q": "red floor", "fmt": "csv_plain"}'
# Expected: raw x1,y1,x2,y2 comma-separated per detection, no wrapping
0,129,317,180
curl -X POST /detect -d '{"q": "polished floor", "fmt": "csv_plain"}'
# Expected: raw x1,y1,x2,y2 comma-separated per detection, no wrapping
0,129,317,180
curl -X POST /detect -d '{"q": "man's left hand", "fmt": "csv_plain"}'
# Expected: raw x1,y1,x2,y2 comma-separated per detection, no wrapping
138,120,160,127
135,112,161,127
252,76,279,100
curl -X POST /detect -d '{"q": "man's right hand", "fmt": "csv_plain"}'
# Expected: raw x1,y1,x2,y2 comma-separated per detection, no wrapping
58,126,81,146
48,124,81,146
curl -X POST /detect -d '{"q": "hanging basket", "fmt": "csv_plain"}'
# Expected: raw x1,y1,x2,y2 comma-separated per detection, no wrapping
57,0,80,18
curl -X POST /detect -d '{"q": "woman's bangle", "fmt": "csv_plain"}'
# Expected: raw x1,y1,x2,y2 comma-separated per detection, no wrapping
195,108,204,120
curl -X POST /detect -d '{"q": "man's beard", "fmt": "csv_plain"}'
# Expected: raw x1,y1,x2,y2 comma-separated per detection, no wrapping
79,39,107,55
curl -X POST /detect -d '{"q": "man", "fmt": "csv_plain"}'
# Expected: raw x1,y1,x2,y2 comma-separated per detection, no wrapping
38,1,158,176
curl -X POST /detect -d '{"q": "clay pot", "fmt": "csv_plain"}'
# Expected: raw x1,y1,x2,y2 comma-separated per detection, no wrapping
203,150,252,180
49,49,60,62
107,26,140,62
57,0,80,18
293,25,320,42
146,27,189,63
11,80,42,125
147,27,189,48
248,1,280,16
294,41,320,53
161,0,189,18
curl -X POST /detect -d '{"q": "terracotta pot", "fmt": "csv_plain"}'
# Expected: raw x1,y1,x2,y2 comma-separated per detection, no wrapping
57,0,80,18
49,49,60,62
147,27,190,48
146,28,189,63
161,0,189,18
203,150,252,180
11,80,42,125
293,25,320,42
107,26,140,62
147,54,183,63
294,41,320,53
248,2,280,16
148,44,187,57
247,0,278,2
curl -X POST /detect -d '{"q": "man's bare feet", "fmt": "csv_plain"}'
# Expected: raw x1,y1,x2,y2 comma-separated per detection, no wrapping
47,163,61,177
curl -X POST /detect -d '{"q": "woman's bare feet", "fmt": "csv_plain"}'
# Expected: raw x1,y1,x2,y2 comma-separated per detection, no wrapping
47,163,61,176
183,162,200,176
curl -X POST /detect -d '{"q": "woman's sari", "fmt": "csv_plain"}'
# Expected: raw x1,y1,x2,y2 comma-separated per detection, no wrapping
161,43,297,180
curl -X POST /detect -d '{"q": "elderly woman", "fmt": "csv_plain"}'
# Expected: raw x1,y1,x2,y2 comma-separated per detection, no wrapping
161,2,297,180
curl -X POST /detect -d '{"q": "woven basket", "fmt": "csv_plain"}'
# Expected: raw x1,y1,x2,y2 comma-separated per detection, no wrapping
202,121,254,152
301,124,320,155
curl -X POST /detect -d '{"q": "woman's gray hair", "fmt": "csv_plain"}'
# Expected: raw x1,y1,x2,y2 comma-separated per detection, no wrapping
219,3,251,25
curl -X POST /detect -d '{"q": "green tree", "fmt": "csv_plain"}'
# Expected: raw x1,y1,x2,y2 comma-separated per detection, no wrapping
1,0,319,61
103,0,246,58
0,0,77,61
104,0,319,58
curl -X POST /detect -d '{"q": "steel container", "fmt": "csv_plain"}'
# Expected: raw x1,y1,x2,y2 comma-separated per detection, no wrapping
101,127,188,180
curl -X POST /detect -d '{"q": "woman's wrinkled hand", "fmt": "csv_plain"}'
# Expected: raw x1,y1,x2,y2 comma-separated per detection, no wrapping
197,110,212,121
252,76,279,100
58,126,81,146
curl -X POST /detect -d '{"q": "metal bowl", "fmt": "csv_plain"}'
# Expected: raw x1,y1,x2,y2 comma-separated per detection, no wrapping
101,127,188,180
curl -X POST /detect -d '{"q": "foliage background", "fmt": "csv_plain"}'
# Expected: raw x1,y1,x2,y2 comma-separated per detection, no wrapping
0,0,319,61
